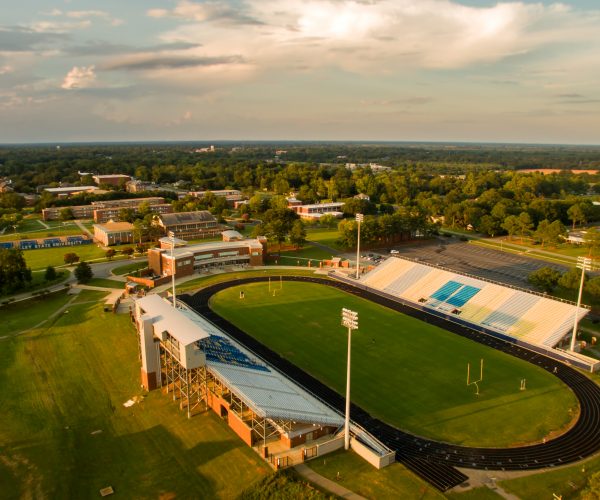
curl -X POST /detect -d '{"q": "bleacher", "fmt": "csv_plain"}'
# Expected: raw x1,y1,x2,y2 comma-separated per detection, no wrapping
43,237,62,248
361,257,588,348
0,242,14,249
19,240,38,250
198,335,270,372
66,235,90,245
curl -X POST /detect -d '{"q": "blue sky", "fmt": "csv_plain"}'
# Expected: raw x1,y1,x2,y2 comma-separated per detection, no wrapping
1,0,599,144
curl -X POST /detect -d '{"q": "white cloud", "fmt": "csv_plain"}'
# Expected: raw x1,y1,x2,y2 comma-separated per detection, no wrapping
151,0,600,73
61,65,96,89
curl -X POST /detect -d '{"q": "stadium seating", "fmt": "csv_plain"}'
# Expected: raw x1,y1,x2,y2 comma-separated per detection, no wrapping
19,240,38,250
361,257,588,348
0,242,14,249
43,238,62,248
198,335,270,372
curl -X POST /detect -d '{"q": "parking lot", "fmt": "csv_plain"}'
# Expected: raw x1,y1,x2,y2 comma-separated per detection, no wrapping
388,238,569,289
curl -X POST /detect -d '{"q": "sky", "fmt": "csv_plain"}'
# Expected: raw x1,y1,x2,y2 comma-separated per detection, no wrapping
1,0,599,144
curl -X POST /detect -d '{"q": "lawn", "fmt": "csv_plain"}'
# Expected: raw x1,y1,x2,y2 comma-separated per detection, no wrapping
0,295,270,498
277,244,339,262
111,261,148,276
306,228,343,250
0,290,73,334
0,269,69,298
210,282,578,447
307,450,444,500
177,268,323,294
23,244,131,270
86,277,126,289
0,224,85,242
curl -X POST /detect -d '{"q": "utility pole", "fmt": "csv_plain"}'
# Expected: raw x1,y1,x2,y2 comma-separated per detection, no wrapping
341,308,358,450
355,213,364,279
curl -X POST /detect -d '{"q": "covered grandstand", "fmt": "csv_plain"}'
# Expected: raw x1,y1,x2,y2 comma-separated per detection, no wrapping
360,256,590,350
133,295,356,464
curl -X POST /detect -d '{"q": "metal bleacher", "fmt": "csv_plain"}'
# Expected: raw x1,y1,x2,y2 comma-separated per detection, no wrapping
43,238,62,247
197,335,270,372
0,241,14,249
19,240,38,250
361,257,589,348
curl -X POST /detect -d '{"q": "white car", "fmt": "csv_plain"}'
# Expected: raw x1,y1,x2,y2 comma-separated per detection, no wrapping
390,249,399,254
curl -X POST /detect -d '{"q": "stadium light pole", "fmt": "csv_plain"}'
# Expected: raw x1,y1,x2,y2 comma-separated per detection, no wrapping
355,213,364,279
169,230,177,308
571,256,592,352
342,308,358,450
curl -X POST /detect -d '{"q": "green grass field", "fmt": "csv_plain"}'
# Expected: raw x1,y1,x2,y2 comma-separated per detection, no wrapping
306,228,342,249
110,261,148,276
86,277,126,289
23,244,132,270
0,292,270,498
210,282,578,447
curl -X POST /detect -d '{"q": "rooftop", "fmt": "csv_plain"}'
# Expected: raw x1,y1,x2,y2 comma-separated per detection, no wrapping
136,295,210,346
163,238,264,260
44,186,98,193
94,222,135,232
158,210,216,226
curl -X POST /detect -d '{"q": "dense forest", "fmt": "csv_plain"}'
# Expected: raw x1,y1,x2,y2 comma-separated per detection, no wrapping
2,142,600,247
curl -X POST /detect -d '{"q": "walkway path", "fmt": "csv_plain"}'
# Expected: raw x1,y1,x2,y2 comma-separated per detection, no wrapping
74,219,93,238
306,239,341,256
36,219,50,229
294,463,367,500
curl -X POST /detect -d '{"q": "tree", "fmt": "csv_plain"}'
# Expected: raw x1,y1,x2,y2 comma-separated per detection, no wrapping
74,261,93,284
528,267,561,293
105,248,116,260
558,267,582,290
585,230,600,258
64,252,80,265
501,215,519,240
289,220,307,249
567,202,590,230
59,207,74,221
44,265,57,281
121,246,135,257
118,208,136,223
516,212,534,242
319,214,338,228
534,219,565,248
0,248,32,293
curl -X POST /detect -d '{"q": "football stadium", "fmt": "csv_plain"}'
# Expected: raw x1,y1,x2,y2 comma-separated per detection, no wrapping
134,256,600,492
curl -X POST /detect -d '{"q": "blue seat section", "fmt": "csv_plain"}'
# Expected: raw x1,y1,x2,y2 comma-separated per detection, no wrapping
66,236,91,245
482,294,540,332
431,281,462,302
384,264,433,296
19,240,38,250
198,335,270,372
43,238,62,247
0,242,14,249
446,285,480,307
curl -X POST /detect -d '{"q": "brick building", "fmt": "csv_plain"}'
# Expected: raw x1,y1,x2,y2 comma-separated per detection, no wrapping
154,211,223,240
93,222,135,246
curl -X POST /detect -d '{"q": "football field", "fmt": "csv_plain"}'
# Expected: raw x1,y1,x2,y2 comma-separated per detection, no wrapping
210,281,578,447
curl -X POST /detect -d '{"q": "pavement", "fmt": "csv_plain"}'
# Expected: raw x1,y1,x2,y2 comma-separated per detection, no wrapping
294,463,367,500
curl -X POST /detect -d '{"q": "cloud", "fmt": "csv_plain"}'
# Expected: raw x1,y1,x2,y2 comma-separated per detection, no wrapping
0,26,66,52
40,8,123,27
61,65,96,89
147,0,263,26
65,41,201,57
103,54,244,71
152,0,600,73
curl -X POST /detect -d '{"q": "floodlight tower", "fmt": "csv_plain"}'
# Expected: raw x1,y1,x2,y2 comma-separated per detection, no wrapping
341,307,358,450
169,230,177,308
355,213,364,279
570,256,592,352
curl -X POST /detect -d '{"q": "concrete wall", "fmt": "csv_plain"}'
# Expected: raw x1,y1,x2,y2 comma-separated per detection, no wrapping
316,436,344,456
350,437,395,469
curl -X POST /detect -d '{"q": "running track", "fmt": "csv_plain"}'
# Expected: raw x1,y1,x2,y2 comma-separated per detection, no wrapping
180,276,600,491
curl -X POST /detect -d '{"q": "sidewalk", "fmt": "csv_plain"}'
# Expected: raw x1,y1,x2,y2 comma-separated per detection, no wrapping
294,463,367,500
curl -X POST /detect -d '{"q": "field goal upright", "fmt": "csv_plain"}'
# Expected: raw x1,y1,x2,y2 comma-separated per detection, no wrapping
467,359,484,396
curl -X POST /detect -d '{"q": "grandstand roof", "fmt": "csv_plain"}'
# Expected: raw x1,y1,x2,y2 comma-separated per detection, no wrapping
183,308,343,426
136,295,210,346
210,362,343,425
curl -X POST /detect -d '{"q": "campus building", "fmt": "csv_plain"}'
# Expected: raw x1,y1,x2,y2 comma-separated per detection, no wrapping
93,174,132,186
147,236,266,277
289,202,345,220
43,186,99,198
154,211,223,240
42,197,171,221
93,222,135,246
188,189,246,204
